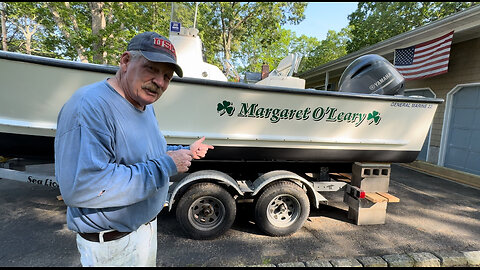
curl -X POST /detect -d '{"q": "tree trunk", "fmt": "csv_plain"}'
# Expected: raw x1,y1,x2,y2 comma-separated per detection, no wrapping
1,2,7,51
46,2,88,62
88,2,106,64
13,15,38,55
22,16,38,55
24,34,31,54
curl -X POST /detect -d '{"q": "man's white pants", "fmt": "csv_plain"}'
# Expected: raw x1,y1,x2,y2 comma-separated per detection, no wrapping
76,219,157,267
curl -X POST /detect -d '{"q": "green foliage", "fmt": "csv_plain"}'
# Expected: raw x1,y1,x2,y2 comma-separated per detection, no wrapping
3,2,50,55
2,2,174,64
236,28,293,74
298,26,352,73
196,2,307,80
346,2,479,53
236,28,322,76
262,258,272,265
2,2,313,76
3,2,477,77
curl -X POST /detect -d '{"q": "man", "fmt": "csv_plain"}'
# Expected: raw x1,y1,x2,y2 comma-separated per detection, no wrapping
54,31,213,266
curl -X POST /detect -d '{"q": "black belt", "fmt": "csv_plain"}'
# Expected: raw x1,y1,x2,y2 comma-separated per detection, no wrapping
79,217,156,242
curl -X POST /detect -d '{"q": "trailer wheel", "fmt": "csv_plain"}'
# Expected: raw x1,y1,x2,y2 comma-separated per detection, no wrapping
254,181,310,236
175,182,236,240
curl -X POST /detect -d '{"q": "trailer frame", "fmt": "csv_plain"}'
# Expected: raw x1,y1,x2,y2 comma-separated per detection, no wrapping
0,156,399,239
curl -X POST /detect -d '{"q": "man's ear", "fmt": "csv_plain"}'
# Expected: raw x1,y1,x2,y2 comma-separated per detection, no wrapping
119,52,130,72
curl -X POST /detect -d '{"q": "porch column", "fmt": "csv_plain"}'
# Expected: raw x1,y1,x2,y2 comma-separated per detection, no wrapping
325,71,329,90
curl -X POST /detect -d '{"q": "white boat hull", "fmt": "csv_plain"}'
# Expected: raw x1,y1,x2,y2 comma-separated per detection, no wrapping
0,52,442,164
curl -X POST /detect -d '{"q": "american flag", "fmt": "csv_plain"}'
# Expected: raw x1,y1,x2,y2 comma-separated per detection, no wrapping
394,31,454,80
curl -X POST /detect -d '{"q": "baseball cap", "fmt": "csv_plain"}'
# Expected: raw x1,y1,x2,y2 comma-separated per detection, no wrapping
127,32,183,77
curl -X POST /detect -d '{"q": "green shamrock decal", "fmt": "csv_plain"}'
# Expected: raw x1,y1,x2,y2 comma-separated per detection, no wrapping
217,100,235,116
367,110,381,125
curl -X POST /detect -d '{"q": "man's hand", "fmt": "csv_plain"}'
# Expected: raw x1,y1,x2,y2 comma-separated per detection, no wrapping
167,149,193,173
189,136,214,159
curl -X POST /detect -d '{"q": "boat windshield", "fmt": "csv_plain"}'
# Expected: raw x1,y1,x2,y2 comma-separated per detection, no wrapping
169,2,198,34
168,2,227,81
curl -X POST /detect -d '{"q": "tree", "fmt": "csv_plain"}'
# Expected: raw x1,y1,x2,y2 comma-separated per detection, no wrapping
236,28,293,75
298,26,352,73
347,2,479,53
1,2,47,55
197,2,307,81
3,1,310,75
236,28,321,76
1,2,7,51
33,2,172,64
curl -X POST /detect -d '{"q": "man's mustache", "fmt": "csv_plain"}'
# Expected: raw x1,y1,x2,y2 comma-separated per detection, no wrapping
142,82,161,93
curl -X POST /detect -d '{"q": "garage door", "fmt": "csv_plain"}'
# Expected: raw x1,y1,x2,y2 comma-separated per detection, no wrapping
405,89,435,161
444,85,480,175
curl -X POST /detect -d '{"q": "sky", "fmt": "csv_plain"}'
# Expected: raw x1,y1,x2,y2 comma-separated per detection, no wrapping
283,2,359,41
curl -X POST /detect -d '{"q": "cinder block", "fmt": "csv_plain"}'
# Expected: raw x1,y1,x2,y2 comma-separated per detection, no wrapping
352,162,391,192
353,162,391,178
344,191,388,225
348,201,387,225
352,177,390,192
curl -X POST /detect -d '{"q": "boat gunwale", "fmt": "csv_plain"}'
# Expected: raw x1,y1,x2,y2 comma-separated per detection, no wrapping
0,51,444,104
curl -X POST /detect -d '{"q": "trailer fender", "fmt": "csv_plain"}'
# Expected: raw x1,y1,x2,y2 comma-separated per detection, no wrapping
251,170,327,208
168,170,244,211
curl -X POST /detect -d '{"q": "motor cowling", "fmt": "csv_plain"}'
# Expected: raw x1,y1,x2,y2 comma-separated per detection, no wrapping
338,54,405,95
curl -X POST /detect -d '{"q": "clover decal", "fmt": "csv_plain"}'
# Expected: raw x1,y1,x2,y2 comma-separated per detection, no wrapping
367,110,381,125
217,100,235,116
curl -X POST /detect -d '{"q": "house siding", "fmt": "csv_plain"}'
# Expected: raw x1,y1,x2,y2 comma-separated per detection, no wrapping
404,37,480,162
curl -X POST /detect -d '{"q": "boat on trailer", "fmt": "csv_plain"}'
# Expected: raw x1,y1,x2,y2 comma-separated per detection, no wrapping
0,20,445,239
0,48,442,167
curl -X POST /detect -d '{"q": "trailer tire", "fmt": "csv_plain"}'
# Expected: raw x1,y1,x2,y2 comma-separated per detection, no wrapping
254,181,310,236
175,182,236,240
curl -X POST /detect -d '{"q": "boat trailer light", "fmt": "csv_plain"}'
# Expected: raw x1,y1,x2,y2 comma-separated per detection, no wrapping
359,190,366,199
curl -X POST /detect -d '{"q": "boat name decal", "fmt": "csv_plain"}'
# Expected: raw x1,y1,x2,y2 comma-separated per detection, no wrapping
217,100,381,127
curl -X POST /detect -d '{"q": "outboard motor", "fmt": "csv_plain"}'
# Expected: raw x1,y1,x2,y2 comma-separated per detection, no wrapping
338,54,405,95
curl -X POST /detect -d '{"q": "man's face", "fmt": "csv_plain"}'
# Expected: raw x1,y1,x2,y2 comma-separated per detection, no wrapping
120,52,175,109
